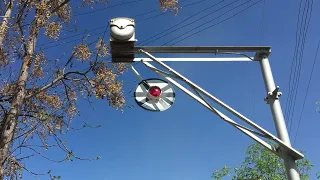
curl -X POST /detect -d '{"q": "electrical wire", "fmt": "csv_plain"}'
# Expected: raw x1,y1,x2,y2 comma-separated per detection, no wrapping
74,0,146,17
136,0,208,22
285,0,313,135
137,0,227,45
289,0,313,134
37,0,205,50
285,0,311,126
293,39,319,145
38,32,105,51
164,0,262,46
285,5,303,125
37,1,160,48
37,25,106,47
260,0,265,45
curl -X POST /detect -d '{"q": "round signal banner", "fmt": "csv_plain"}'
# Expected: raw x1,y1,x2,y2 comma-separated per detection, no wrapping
134,78,175,112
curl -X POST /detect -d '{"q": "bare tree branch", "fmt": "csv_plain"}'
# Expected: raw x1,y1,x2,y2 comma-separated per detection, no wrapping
21,146,66,163
0,0,13,47
0,122,40,149
61,80,71,103
25,71,88,100
20,164,45,180
0,104,7,114
15,154,34,161
0,98,12,102
51,0,71,13
46,124,98,161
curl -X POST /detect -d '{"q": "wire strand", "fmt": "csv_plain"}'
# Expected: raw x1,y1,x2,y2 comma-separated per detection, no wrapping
293,39,319,145
137,0,226,45
287,0,313,135
74,0,146,17
37,0,205,50
166,0,262,46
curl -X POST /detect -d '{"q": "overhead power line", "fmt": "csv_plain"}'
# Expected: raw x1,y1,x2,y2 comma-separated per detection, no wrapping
137,0,227,46
285,0,312,126
74,0,146,17
293,39,319,145
163,0,262,46
285,0,313,136
38,0,205,50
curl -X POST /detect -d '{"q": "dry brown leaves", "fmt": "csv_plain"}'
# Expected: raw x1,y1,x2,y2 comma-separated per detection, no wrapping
95,38,109,57
91,62,126,109
73,43,92,61
0,48,8,67
35,2,51,27
4,157,23,180
31,53,46,78
0,22,8,41
82,0,109,7
45,22,62,40
36,92,63,110
50,1,72,23
0,82,16,97
159,0,180,15
114,63,127,75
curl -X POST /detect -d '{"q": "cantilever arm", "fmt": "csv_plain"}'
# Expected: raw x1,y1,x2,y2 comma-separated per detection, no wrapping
138,49,303,160
139,61,279,157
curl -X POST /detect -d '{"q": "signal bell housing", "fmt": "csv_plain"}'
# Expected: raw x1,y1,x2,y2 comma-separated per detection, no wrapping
110,17,136,62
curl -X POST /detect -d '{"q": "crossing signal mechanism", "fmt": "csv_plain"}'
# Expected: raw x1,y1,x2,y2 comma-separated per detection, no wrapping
110,17,136,62
109,17,304,180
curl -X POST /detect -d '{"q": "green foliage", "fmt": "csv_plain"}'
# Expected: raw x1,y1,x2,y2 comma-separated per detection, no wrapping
212,142,317,180
212,166,231,180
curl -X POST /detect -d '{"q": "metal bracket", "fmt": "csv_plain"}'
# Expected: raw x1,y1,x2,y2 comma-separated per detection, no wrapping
264,86,282,104
138,61,283,158
135,49,303,160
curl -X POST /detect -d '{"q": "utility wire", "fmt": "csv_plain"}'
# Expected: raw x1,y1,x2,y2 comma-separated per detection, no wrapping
289,0,313,134
293,39,319,145
284,0,305,125
285,0,308,125
37,25,106,47
286,0,313,135
137,0,227,45
260,0,265,44
39,32,105,51
285,0,311,125
37,0,203,50
37,0,164,48
136,0,208,22
164,0,262,46
74,0,146,17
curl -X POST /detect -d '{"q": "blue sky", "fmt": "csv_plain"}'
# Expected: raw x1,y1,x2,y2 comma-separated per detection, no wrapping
22,0,320,179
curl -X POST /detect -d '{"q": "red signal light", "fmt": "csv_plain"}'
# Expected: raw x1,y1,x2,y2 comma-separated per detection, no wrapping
148,86,161,97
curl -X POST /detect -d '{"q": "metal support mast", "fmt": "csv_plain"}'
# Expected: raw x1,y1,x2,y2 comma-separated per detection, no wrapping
259,56,300,180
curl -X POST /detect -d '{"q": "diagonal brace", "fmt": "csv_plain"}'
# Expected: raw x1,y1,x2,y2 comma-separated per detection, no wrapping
139,49,304,160
141,61,280,157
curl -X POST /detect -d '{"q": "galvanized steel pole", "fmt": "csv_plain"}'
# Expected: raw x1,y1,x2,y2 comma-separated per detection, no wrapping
259,56,300,180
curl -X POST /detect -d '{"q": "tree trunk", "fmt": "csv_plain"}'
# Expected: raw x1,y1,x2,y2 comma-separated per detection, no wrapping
0,0,68,178
0,0,13,47
0,28,38,180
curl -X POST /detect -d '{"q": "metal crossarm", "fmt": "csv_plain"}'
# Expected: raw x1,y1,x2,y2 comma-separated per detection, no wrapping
137,49,304,160
141,62,270,139
116,46,271,55
138,61,279,156
133,57,254,62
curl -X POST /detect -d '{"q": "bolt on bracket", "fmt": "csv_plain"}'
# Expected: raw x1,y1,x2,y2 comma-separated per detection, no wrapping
264,86,282,104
